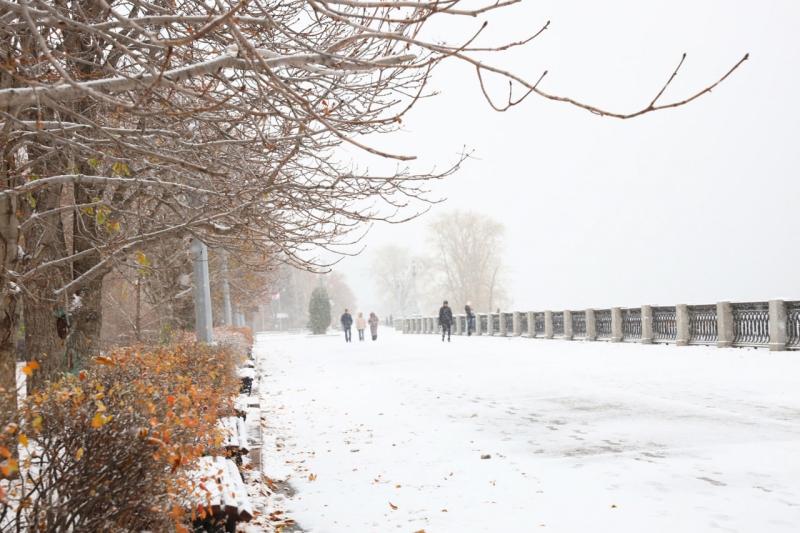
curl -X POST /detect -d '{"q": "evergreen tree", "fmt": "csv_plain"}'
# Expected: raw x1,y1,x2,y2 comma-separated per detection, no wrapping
308,286,332,334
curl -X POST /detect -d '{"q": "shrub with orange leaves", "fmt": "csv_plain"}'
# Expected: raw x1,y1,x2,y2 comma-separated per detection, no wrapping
0,339,243,531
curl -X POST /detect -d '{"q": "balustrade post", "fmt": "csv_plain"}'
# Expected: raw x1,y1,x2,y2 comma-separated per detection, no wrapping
717,302,734,348
526,312,536,338
416,317,422,334
641,305,654,344
585,309,597,341
512,312,521,336
564,310,573,340
544,311,553,339
430,317,437,335
455,315,462,335
487,313,495,336
676,304,690,346
610,307,623,342
404,318,409,334
769,300,787,351
498,312,507,337
476,314,483,336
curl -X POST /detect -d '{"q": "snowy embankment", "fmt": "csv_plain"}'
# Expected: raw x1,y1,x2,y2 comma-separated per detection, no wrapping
257,330,800,533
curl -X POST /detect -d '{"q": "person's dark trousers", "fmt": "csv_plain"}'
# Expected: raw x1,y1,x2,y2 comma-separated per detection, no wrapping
358,329,365,341
441,323,451,341
344,327,352,342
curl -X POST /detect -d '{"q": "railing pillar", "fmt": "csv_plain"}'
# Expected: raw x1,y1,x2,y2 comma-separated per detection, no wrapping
563,310,573,340
641,305,654,344
544,311,553,339
455,315,462,335
611,307,623,342
526,312,536,338
585,309,597,341
676,304,690,346
512,312,521,336
499,312,507,337
769,300,787,351
717,302,734,348
476,314,483,335
487,313,495,336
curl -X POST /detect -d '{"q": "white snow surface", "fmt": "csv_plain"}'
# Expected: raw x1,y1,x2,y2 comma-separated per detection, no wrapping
257,330,800,533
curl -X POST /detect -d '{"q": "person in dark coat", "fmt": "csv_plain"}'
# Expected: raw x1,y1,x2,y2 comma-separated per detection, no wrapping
465,301,475,336
368,312,379,341
341,309,353,342
438,300,453,342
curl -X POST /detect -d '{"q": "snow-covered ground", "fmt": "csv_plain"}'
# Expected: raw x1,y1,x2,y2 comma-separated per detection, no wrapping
257,330,800,533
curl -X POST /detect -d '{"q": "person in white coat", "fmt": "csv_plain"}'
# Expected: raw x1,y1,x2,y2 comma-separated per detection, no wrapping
356,312,367,341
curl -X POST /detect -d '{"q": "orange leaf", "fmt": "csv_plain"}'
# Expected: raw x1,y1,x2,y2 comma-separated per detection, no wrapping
22,360,39,376
0,446,10,459
94,356,114,366
166,395,176,406
91,412,111,429
18,433,28,447
75,447,84,460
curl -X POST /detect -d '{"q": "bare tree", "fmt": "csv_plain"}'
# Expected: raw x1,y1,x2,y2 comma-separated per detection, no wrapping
428,210,506,313
0,0,748,390
370,245,426,317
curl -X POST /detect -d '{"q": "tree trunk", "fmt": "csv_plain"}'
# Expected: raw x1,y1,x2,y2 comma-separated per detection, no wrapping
23,180,70,385
65,276,104,369
0,196,20,402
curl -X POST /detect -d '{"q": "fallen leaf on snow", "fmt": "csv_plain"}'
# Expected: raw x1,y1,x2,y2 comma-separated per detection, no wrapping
481,454,491,460
308,473,317,481
388,501,398,510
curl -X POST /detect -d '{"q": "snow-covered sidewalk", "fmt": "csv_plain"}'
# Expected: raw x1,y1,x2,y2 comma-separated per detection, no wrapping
257,330,800,533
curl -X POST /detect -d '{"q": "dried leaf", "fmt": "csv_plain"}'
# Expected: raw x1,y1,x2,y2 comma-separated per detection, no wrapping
22,360,39,376
389,501,398,510
75,447,84,460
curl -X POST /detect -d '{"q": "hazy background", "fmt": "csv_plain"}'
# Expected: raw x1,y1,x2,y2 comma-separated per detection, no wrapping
330,0,799,315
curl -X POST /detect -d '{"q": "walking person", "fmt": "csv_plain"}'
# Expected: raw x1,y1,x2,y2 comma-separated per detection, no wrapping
465,301,475,336
368,312,379,341
341,308,353,342
438,300,453,342
355,312,366,341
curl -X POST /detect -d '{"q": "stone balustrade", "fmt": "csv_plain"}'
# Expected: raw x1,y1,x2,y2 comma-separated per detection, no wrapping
396,300,800,351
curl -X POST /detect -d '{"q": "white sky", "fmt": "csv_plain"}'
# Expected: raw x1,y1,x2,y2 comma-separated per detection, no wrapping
333,0,800,315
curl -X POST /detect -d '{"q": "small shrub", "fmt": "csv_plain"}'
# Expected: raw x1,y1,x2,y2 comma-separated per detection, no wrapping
1,340,242,532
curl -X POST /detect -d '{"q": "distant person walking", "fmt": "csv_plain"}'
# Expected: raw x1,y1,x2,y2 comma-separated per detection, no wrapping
465,301,475,336
438,300,453,342
368,312,379,341
341,309,353,342
356,312,366,341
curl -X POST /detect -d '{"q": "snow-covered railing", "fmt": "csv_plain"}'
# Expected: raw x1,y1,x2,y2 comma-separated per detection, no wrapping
400,299,800,351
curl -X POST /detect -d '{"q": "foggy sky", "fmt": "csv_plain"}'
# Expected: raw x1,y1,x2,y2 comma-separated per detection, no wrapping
330,0,800,315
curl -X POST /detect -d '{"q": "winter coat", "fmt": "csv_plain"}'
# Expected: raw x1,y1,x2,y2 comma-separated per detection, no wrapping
341,312,353,328
465,305,474,318
356,316,366,330
438,305,453,326
368,314,379,333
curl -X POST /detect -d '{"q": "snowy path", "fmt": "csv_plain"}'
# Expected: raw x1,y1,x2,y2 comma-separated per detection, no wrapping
257,330,800,533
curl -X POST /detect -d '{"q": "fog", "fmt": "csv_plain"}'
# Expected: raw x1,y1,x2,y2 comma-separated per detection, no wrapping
331,0,800,315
